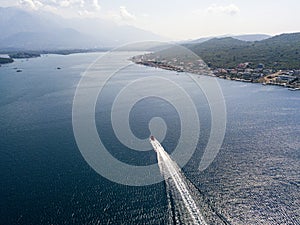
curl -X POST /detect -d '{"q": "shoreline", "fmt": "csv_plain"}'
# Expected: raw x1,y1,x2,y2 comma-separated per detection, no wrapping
131,54,300,91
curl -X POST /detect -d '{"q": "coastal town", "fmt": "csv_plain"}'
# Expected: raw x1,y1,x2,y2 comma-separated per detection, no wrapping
131,53,300,90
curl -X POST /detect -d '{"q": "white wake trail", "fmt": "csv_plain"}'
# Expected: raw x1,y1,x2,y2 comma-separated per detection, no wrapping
150,137,207,225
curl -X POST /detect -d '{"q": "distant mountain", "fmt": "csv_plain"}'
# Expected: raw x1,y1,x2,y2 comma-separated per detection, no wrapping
233,34,271,42
186,33,300,69
0,7,165,50
259,32,300,44
191,37,248,49
0,28,98,50
188,34,271,44
0,7,61,39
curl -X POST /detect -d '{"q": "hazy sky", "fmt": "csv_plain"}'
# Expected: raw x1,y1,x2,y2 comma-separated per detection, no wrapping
1,0,300,40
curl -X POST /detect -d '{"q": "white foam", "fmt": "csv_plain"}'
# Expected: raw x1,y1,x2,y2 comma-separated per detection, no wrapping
150,138,207,225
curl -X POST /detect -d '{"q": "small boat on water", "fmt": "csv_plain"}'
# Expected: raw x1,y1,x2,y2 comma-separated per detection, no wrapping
149,135,160,152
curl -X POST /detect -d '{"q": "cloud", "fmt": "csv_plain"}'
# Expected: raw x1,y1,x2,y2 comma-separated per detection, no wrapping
119,6,136,21
59,0,70,7
18,0,101,15
104,6,136,25
19,0,43,10
206,4,240,16
93,0,100,11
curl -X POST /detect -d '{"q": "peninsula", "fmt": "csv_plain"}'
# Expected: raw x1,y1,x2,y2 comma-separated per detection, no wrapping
132,33,300,90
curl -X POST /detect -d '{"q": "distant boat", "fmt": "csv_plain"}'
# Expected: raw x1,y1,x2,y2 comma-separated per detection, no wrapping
16,69,22,72
149,135,160,152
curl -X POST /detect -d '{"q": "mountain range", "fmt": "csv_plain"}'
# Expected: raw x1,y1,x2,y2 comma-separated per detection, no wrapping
0,7,164,50
187,34,271,44
1,5,299,67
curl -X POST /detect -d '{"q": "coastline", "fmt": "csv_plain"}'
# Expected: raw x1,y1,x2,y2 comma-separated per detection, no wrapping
131,53,300,90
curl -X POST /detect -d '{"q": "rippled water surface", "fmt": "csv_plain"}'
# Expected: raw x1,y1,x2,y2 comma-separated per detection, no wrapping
0,52,299,224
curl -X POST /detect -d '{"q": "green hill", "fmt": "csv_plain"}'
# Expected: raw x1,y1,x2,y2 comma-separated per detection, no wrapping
186,33,300,70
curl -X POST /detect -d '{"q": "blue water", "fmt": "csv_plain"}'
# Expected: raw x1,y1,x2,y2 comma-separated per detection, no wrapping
0,53,299,224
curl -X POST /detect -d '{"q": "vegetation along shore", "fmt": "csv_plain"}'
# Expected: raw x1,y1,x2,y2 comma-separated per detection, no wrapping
132,33,300,90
